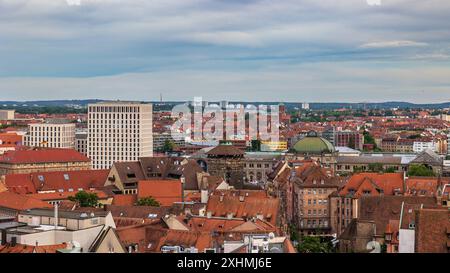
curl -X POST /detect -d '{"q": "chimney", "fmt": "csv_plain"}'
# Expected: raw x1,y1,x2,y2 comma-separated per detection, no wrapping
201,190,209,204
54,203,58,229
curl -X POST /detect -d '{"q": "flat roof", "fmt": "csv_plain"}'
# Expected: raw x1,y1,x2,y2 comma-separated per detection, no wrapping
19,209,108,220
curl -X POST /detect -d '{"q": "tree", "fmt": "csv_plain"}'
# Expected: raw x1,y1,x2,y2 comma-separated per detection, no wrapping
136,197,160,207
368,163,384,172
297,236,334,253
251,140,261,152
68,191,99,207
162,139,176,153
407,164,435,177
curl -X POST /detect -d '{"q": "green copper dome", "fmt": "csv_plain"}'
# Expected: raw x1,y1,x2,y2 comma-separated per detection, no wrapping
293,131,335,154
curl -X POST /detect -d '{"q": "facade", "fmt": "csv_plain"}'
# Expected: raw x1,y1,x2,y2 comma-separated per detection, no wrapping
105,157,205,194
88,102,153,169
291,164,341,236
0,149,91,176
153,132,185,152
75,131,88,156
205,143,245,189
24,123,75,149
413,140,437,153
323,128,364,150
244,152,283,185
330,172,405,236
0,110,15,120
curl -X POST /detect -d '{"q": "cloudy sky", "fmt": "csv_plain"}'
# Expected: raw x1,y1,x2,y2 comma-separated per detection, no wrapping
0,0,449,103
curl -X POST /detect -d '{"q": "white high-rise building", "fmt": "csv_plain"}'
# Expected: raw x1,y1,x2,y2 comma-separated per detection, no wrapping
24,123,75,149
88,101,153,169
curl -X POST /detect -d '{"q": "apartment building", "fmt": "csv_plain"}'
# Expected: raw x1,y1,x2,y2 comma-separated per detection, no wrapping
88,101,153,169
24,123,75,149
0,110,15,121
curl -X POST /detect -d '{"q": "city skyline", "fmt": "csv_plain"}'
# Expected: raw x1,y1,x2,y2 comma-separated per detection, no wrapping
0,0,449,103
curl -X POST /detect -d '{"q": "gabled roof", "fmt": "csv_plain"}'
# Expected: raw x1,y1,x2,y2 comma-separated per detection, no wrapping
111,157,204,190
358,196,437,236
206,144,245,157
145,227,213,253
0,243,67,253
339,172,405,197
415,208,450,253
410,149,443,166
206,191,279,225
406,177,439,197
137,180,182,206
0,148,90,164
0,191,52,211
4,169,109,194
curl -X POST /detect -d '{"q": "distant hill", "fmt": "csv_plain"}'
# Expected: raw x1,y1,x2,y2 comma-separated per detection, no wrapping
0,100,449,110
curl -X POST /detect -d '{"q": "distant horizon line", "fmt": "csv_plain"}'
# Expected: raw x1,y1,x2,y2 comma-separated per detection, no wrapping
0,99,449,105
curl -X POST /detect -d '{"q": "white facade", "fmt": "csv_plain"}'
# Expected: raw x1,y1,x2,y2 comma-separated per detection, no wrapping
24,123,75,149
88,102,153,169
398,229,415,253
413,141,437,153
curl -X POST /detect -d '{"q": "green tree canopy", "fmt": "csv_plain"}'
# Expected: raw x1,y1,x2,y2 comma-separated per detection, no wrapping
68,191,99,207
407,164,435,177
136,197,161,207
297,236,334,253
162,139,176,153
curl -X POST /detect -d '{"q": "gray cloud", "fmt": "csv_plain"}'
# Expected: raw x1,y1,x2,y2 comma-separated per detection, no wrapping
0,0,449,102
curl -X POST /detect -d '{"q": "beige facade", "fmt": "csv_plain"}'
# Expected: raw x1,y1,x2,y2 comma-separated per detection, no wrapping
0,110,15,120
88,102,153,169
24,123,76,149
0,161,90,176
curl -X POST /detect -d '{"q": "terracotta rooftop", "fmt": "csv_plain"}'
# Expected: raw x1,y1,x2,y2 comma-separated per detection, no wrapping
206,144,245,157
0,148,90,164
137,180,182,206
339,172,405,198
0,191,52,211
415,208,450,253
4,169,109,194
206,190,279,225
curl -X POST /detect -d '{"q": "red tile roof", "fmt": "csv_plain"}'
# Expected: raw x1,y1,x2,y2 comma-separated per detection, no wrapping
406,177,439,197
26,189,109,202
339,172,405,197
112,194,138,206
0,133,23,145
0,148,90,164
415,208,450,253
145,227,213,253
4,169,109,194
0,243,67,253
206,191,279,225
0,191,52,211
137,180,182,206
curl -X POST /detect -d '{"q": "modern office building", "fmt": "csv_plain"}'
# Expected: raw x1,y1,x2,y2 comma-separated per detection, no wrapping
75,131,88,156
87,101,153,169
24,123,76,149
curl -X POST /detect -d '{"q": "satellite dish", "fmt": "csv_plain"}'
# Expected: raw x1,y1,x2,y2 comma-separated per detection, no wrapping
270,247,282,253
366,241,381,253
72,241,81,248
